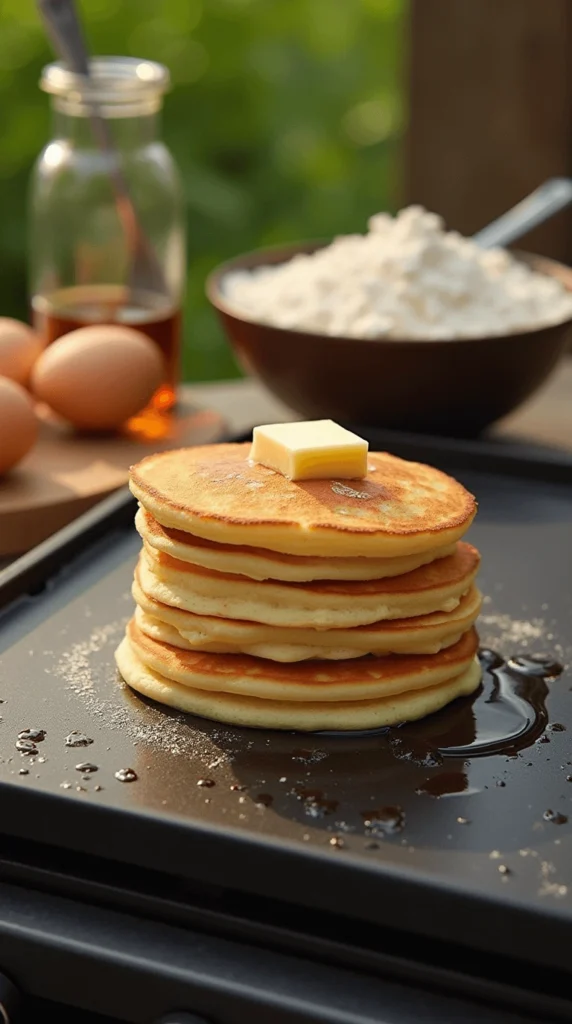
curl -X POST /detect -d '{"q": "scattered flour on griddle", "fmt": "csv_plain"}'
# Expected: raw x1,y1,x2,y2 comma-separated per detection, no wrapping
51,618,238,763
479,613,548,653
538,860,568,899
479,603,568,664
53,620,125,695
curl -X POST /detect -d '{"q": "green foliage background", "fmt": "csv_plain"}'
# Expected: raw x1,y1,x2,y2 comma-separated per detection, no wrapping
0,0,404,380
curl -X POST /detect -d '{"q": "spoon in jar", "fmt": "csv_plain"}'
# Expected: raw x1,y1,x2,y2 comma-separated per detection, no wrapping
37,0,168,300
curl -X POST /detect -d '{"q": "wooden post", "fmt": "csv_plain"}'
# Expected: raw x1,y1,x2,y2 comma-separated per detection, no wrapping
405,0,572,261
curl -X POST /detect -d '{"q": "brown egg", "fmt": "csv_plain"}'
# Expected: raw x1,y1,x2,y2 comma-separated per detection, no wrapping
0,318,43,387
31,325,165,431
0,377,38,475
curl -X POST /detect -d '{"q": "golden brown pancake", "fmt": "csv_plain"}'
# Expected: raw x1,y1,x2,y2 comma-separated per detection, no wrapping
116,634,482,731
135,607,366,662
135,507,457,582
130,444,476,558
139,541,480,629
125,616,479,701
133,575,482,659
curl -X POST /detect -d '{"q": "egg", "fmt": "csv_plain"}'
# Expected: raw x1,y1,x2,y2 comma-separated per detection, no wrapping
0,377,38,475
0,318,43,387
31,325,165,431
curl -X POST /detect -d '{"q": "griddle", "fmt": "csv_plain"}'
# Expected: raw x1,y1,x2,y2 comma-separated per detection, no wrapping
0,429,572,1024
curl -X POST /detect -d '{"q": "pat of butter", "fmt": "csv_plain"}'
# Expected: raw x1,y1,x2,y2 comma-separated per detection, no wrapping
250,420,368,481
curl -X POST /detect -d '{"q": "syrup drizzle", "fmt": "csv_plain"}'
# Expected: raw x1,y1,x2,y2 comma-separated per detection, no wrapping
436,650,560,758
319,649,562,764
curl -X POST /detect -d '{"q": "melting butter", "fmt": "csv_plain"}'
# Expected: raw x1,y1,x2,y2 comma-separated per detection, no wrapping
250,420,368,481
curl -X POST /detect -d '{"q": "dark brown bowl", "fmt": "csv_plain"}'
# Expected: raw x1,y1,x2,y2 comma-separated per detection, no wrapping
207,242,572,436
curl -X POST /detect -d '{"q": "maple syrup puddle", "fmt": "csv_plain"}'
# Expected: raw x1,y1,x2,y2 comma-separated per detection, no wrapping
320,649,563,762
435,649,561,758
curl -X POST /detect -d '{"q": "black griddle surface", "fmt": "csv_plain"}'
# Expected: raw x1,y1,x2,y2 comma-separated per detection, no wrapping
0,468,572,976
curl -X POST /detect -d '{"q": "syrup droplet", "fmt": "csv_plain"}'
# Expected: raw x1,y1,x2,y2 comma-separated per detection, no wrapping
18,728,45,742
548,723,566,732
329,836,344,848
114,767,137,783
15,740,37,755
75,762,98,773
498,864,511,876
543,809,568,825
389,734,443,768
19,768,29,776
230,784,246,792
507,654,563,678
361,806,405,835
295,788,338,818
416,771,468,798
65,732,93,748
197,777,215,788
478,648,504,670
256,793,273,807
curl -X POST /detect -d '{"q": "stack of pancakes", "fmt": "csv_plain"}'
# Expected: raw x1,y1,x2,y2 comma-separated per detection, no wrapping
116,444,482,731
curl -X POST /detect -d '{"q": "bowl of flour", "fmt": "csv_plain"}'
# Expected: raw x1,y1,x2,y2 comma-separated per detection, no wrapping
207,206,572,434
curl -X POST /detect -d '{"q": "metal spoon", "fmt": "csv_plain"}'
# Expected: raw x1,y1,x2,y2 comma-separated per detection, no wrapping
473,177,572,248
37,0,168,299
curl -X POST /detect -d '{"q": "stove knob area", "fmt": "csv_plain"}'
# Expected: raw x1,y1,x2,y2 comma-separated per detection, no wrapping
0,974,19,1024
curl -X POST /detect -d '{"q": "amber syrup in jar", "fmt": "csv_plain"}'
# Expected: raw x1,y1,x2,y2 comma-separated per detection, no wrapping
33,284,181,439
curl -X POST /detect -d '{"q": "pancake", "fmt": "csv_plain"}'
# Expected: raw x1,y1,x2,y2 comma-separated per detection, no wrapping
116,636,482,731
139,541,480,629
136,507,457,582
135,607,365,661
130,444,476,558
133,576,482,659
125,617,479,701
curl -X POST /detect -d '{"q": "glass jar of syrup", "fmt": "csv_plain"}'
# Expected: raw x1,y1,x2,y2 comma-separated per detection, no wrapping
29,57,185,422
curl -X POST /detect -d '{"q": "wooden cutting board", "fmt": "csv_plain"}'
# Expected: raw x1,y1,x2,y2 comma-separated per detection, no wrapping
0,397,226,556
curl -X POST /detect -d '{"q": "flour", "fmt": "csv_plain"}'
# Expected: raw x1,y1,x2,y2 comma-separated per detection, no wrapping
224,206,572,339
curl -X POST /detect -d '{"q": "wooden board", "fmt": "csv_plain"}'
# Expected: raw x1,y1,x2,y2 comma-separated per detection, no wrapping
0,398,226,557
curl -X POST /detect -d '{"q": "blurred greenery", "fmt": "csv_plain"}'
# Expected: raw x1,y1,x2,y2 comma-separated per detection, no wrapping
0,0,404,381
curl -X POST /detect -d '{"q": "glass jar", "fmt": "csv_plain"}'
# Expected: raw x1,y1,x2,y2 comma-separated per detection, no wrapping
29,57,185,421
